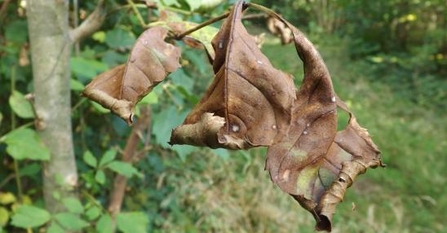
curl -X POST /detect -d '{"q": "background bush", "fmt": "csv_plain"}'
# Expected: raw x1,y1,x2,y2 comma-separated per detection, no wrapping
1,0,445,232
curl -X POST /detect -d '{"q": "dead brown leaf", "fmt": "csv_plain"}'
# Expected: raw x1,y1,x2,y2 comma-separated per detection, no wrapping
170,1,296,149
82,26,181,124
259,8,383,231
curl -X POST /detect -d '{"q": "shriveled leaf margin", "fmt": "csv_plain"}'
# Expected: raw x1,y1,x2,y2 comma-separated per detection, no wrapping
169,0,296,149
82,26,181,124
248,3,384,231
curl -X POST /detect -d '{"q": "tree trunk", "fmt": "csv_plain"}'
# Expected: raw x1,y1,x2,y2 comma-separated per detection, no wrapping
27,0,78,213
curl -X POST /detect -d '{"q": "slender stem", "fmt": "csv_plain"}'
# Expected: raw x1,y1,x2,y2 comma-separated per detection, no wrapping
107,3,145,17
246,2,277,17
81,190,107,211
72,98,87,112
108,106,151,218
126,0,147,27
0,0,11,24
73,0,80,55
10,65,23,202
0,174,15,190
13,161,23,202
10,65,16,128
15,122,34,130
163,6,192,16
174,12,230,39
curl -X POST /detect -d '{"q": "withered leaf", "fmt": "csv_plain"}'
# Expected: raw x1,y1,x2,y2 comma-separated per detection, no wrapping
82,26,181,124
170,1,296,149
259,9,383,232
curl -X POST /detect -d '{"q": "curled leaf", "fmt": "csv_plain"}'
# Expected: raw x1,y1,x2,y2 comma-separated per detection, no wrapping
170,1,296,149
82,26,181,124
259,8,383,231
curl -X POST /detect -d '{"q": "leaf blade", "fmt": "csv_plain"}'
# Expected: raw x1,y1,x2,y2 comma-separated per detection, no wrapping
11,205,51,228
116,212,148,233
82,26,181,124
9,91,34,119
53,212,89,231
170,1,296,149
2,128,50,161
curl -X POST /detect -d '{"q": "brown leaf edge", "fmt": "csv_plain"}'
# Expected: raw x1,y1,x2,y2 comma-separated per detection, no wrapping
248,2,384,231
307,98,384,231
169,0,296,149
82,26,181,125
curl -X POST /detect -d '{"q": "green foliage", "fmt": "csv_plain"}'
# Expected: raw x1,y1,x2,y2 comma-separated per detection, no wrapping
0,0,445,232
116,212,149,233
105,27,136,50
61,197,84,214
1,128,50,160
71,56,109,80
96,214,113,233
106,161,141,178
11,205,51,228
83,151,98,168
8,91,33,119
53,212,89,231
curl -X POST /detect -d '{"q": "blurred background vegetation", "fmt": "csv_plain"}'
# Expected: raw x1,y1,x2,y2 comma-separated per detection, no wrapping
0,0,446,232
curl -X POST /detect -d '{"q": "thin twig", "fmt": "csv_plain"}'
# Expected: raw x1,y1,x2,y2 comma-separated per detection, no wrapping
73,0,80,55
0,0,11,23
246,2,277,18
108,106,151,217
174,12,230,39
126,0,147,27
69,0,106,43
0,174,15,190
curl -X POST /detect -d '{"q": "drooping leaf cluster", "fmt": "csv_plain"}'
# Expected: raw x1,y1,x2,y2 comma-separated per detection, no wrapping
83,1,383,231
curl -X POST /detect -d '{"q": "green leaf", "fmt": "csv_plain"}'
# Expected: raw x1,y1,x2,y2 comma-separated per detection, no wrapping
95,170,106,185
92,31,106,43
47,222,65,233
70,79,85,91
0,192,16,205
162,0,181,7
85,205,101,221
1,128,50,160
71,56,109,79
0,207,9,227
106,161,139,178
116,212,148,233
101,51,128,67
83,151,97,168
5,20,28,44
139,92,158,105
11,205,51,228
99,149,117,167
184,0,202,11
19,163,41,177
90,101,110,114
9,91,33,118
54,212,89,231
62,197,84,214
153,106,189,148
96,213,114,233
105,27,136,49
